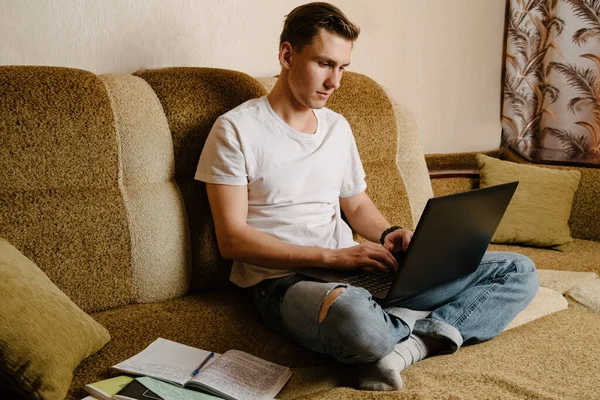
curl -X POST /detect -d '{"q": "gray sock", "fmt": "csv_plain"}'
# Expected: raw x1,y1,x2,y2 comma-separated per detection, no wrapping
358,334,436,391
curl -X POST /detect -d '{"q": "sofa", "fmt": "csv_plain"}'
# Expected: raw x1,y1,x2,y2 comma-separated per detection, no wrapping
1,65,599,400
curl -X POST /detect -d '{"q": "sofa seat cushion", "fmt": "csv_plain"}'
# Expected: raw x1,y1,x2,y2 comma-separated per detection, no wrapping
503,287,568,331
66,290,331,400
279,308,600,400
488,238,600,275
66,291,600,400
399,308,600,400
535,269,598,294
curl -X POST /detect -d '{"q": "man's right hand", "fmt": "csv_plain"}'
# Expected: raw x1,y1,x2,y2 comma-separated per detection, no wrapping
324,242,398,274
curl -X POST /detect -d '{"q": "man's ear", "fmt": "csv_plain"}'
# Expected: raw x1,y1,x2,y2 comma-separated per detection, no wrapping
279,42,293,70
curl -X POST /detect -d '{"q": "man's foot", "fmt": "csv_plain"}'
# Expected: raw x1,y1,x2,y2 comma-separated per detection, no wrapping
358,334,443,391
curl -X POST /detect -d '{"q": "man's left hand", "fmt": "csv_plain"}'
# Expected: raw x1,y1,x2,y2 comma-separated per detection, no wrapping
383,229,413,253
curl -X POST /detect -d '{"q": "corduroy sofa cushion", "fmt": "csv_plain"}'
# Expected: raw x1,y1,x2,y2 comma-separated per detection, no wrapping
502,147,600,242
0,238,110,400
477,154,581,251
0,66,134,313
0,67,193,313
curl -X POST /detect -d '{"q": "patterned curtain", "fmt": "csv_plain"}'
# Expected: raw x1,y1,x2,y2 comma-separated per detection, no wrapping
502,0,600,158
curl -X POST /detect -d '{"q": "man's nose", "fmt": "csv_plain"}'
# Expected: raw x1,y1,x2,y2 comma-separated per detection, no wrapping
325,69,342,90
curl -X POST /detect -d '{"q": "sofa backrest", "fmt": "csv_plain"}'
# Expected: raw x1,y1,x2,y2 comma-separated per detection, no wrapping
0,67,191,313
0,66,431,308
134,68,268,292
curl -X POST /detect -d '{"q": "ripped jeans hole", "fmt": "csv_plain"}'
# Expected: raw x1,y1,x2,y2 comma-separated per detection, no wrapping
318,284,346,324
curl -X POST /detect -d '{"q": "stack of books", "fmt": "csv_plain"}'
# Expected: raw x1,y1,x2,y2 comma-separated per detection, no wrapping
83,338,292,400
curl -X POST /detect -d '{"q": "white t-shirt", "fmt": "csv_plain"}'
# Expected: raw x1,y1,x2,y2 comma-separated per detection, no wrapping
195,96,367,287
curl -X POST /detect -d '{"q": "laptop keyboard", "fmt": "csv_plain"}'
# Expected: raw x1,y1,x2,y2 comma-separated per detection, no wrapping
338,271,395,293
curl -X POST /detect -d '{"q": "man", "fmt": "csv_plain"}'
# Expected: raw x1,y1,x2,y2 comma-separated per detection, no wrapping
195,2,538,391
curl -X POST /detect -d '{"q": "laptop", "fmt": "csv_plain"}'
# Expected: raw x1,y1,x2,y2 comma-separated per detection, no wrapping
299,181,519,307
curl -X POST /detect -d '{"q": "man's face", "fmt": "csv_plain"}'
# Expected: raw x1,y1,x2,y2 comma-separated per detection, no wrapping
286,29,352,110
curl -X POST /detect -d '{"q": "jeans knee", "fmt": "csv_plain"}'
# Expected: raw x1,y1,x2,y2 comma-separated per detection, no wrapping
281,282,398,363
321,289,396,362
507,253,539,302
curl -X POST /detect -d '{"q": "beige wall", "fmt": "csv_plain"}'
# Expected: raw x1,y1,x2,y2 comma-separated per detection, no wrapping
0,0,505,154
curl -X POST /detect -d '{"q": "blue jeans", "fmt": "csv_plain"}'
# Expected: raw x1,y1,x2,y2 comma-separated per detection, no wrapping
249,251,538,364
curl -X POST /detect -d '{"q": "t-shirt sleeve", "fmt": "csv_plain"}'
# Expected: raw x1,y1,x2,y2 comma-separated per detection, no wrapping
340,127,367,198
195,116,248,185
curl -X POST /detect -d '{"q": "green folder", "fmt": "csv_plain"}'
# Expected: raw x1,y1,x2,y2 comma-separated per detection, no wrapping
85,375,135,400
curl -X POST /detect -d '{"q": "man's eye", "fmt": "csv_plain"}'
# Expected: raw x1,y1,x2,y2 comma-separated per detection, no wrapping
318,62,329,67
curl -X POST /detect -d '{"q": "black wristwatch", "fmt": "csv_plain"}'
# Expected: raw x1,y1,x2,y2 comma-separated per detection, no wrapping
379,225,402,245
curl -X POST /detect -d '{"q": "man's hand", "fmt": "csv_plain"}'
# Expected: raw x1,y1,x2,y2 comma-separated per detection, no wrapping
325,242,398,274
383,229,414,253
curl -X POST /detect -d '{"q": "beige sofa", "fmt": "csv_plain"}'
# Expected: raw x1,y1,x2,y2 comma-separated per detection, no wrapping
1,66,599,400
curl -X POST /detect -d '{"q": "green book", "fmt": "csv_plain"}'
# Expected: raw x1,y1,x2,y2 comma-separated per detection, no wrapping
85,375,134,400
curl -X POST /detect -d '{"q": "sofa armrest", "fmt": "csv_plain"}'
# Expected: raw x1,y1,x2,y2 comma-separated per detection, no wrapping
424,150,502,199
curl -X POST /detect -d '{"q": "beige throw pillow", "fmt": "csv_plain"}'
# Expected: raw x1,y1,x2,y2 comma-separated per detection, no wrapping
0,238,110,400
476,154,580,251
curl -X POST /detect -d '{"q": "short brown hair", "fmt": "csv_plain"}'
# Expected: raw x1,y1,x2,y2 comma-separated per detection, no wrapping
279,2,360,51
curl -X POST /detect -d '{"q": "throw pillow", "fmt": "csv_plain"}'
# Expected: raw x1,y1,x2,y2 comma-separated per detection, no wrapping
476,154,580,251
0,238,110,400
